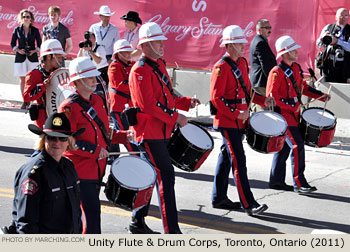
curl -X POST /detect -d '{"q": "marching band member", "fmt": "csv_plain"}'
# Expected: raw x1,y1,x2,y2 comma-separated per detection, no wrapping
266,35,331,193
128,22,199,234
23,39,65,129
210,25,274,216
58,57,132,233
108,39,139,163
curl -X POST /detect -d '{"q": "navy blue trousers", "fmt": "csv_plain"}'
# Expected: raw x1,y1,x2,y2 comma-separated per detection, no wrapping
79,180,101,234
212,128,257,209
270,126,310,188
132,140,180,233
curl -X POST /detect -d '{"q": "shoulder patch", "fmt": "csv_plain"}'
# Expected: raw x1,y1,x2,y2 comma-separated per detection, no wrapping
62,105,72,118
215,67,222,76
138,60,145,67
272,71,279,81
110,66,117,73
21,178,39,195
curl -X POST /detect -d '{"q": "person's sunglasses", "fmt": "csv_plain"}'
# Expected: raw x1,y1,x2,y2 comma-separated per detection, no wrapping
23,16,31,19
261,26,272,30
46,136,68,142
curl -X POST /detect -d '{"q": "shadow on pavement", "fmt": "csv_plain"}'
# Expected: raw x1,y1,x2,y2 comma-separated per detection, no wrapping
255,212,350,234
0,145,33,155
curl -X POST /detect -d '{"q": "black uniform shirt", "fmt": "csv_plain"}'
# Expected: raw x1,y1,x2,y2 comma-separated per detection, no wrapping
12,149,81,234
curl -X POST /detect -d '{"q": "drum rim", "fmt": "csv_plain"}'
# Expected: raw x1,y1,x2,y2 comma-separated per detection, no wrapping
176,121,214,151
110,155,156,190
47,67,70,81
249,111,287,137
301,107,337,129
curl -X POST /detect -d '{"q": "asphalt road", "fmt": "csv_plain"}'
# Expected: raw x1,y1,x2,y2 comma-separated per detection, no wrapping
0,107,349,234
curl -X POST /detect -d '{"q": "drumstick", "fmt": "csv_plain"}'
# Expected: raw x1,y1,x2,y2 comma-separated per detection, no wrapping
299,94,326,110
247,91,255,111
108,151,145,155
322,84,332,117
269,93,274,112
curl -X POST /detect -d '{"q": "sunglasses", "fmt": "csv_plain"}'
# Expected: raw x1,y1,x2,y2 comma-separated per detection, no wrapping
22,16,31,19
261,26,272,30
46,136,68,142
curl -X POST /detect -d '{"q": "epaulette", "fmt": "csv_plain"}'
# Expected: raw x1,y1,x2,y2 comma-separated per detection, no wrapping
138,60,145,67
27,157,44,176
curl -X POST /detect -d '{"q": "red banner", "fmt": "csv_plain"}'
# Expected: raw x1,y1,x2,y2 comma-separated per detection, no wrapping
0,0,345,71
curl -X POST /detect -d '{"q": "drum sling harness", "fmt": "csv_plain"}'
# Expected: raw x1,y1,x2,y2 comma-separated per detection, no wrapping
278,62,303,106
223,56,251,106
140,56,176,138
68,93,111,147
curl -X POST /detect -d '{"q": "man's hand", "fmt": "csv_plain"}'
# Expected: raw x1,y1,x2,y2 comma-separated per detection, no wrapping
126,130,134,142
177,113,188,128
99,147,109,159
238,110,249,121
190,97,201,108
264,96,275,107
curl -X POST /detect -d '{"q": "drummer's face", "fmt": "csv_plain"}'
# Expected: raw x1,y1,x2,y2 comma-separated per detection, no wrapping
82,77,98,91
52,54,63,67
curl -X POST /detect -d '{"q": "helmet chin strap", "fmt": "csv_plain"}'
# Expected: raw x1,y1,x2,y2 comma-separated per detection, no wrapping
288,51,298,60
53,54,64,68
232,44,244,56
80,78,96,91
118,52,131,62
148,41,164,57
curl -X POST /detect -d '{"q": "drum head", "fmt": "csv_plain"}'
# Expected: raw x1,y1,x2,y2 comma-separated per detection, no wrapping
46,68,75,117
111,156,156,190
179,123,213,150
302,108,336,127
250,111,287,136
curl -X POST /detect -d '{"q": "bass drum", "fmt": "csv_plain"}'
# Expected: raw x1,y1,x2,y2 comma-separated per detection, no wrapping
299,107,336,147
45,68,75,117
104,156,156,210
246,111,287,153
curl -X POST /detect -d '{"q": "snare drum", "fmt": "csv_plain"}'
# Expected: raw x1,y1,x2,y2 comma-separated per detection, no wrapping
168,122,214,172
104,156,156,210
299,107,336,147
246,111,287,153
45,68,75,117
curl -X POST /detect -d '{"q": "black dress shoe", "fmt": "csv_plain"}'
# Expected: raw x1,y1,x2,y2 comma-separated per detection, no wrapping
294,186,317,194
269,182,294,191
165,230,182,234
212,198,242,210
245,204,268,216
128,218,160,234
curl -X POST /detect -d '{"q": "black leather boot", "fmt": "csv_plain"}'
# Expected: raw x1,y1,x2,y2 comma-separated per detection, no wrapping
128,217,160,234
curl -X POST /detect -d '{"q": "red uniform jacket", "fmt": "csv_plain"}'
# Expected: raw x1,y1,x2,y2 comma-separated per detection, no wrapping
108,57,135,113
266,61,326,126
23,66,50,129
129,56,191,142
59,92,127,180
210,55,266,129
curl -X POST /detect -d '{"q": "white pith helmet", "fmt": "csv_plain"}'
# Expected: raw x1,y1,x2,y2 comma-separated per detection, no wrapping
40,39,66,57
220,25,248,47
138,22,167,46
69,57,101,83
275,35,301,59
113,39,133,54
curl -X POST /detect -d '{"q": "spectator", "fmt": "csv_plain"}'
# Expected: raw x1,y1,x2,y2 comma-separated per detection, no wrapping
249,19,277,112
90,5,120,63
77,31,109,86
11,9,42,110
316,8,350,83
120,11,142,60
42,6,73,66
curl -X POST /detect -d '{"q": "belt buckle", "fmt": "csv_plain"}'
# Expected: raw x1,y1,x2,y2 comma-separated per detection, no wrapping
242,98,246,104
284,68,293,78
161,74,169,85
87,107,97,119
234,68,242,79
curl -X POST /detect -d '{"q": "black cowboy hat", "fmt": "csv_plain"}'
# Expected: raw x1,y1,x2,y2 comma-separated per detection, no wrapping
28,112,85,138
120,11,142,24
